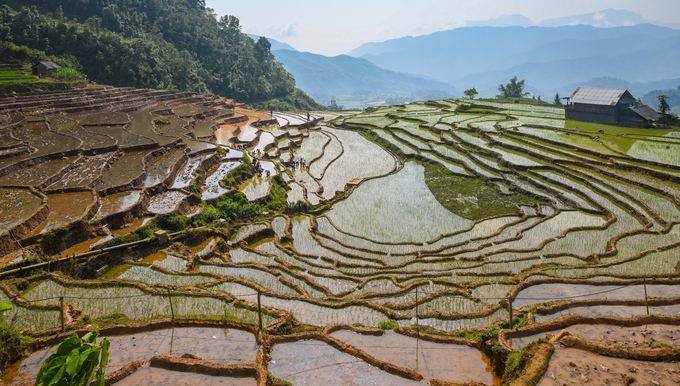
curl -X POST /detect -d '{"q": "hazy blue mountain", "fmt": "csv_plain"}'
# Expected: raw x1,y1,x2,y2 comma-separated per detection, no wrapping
271,49,456,104
247,34,297,51
347,24,680,98
466,14,532,28
538,8,680,29
641,87,680,115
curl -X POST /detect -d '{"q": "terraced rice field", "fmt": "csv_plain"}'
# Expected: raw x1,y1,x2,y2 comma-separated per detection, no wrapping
2,91,680,385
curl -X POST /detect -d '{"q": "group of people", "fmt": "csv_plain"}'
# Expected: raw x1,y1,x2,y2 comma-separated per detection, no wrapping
253,159,271,177
289,157,306,170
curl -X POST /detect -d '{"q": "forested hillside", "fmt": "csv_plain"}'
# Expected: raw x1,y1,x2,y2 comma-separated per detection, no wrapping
0,0,320,108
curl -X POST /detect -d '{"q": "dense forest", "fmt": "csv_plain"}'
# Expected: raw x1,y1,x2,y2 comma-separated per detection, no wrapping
0,0,321,108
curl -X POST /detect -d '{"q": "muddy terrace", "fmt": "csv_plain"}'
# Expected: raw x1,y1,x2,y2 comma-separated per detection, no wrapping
1,89,680,385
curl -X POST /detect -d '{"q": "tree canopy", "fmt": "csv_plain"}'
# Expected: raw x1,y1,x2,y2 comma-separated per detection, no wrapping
0,0,305,103
497,76,529,99
658,95,670,114
463,88,478,100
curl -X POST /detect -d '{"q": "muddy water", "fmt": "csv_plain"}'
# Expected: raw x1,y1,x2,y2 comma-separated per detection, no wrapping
85,125,154,148
172,154,211,189
116,366,257,386
202,162,239,200
47,155,111,190
95,190,143,220
191,237,216,257
173,105,214,117
235,118,260,143
141,253,188,271
74,111,129,126
537,347,680,386
514,283,680,309
49,116,115,150
0,128,21,147
56,217,154,257
98,150,152,191
144,148,185,187
250,132,275,153
0,156,79,186
127,109,177,146
26,191,94,236
268,340,425,386
215,124,238,146
510,324,680,350
185,139,217,154
2,327,258,384
156,116,190,138
535,304,680,323
330,330,499,384
148,191,189,214
11,122,80,157
0,188,43,234
193,120,217,138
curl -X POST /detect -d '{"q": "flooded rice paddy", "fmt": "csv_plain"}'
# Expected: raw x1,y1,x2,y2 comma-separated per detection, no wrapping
3,92,680,384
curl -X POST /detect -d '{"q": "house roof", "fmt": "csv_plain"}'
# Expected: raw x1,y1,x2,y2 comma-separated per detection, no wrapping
32,61,61,70
629,105,662,122
569,87,636,106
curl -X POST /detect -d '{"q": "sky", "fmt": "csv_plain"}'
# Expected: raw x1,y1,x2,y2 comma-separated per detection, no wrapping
205,0,680,56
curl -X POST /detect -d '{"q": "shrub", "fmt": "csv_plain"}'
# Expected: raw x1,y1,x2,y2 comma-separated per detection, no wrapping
51,67,86,82
153,212,189,232
102,225,155,248
378,320,398,330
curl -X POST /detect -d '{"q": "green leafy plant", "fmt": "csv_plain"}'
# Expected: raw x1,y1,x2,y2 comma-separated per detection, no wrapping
0,302,11,315
153,116,170,125
36,326,110,386
378,320,398,330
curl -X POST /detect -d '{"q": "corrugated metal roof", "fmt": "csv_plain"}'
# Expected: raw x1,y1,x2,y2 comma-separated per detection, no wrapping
33,61,61,70
569,87,634,106
629,105,662,121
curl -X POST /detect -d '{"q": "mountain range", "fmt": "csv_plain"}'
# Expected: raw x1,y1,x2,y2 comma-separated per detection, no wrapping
466,8,680,29
248,35,457,108
348,23,680,99
252,9,680,106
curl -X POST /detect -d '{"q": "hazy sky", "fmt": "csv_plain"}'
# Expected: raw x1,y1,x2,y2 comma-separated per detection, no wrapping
205,0,680,56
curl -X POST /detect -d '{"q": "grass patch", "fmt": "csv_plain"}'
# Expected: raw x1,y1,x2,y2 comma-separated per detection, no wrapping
378,320,398,330
423,162,542,220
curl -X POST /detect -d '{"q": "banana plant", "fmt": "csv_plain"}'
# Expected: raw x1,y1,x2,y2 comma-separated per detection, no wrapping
35,326,110,386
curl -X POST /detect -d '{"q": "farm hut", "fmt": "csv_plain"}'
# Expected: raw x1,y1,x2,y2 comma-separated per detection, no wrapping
31,61,60,78
564,87,661,127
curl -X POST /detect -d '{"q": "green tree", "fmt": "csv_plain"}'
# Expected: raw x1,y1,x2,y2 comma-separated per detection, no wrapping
328,100,343,110
36,327,110,386
658,94,670,114
463,88,478,100
497,76,529,99
553,93,562,105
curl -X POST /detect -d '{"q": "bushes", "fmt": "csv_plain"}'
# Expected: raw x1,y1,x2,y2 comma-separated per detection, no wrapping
378,320,398,330
152,212,190,233
50,67,86,82
41,221,84,251
193,192,264,227
102,225,155,248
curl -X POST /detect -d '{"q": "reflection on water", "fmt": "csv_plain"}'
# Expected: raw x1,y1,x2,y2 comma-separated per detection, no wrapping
1,327,258,385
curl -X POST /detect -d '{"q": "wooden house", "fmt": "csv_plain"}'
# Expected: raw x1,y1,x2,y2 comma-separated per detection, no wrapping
565,87,661,127
31,61,61,78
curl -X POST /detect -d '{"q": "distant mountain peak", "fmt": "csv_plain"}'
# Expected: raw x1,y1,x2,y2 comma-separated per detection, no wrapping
538,8,679,29
246,34,297,51
463,14,533,28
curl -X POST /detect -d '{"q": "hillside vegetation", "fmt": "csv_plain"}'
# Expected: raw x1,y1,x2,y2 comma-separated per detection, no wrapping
0,0,321,109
